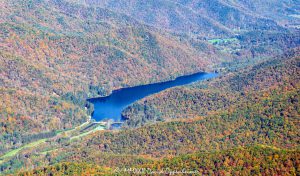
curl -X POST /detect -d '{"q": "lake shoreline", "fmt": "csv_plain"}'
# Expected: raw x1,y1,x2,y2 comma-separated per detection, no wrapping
88,71,218,101
88,72,218,124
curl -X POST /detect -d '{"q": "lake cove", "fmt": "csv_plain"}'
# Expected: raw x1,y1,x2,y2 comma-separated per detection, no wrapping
88,72,218,125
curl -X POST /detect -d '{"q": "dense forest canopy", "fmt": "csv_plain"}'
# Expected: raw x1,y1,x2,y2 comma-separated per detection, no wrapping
0,0,299,175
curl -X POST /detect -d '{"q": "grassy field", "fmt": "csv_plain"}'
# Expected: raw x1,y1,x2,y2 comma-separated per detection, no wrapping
208,38,239,44
70,125,105,140
0,120,95,165
0,139,47,164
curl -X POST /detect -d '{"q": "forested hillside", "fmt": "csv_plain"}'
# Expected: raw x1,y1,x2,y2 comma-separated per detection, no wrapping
2,0,298,157
1,49,299,174
0,0,224,154
81,0,290,37
1,0,300,175
224,0,300,27
17,146,300,175
122,48,300,127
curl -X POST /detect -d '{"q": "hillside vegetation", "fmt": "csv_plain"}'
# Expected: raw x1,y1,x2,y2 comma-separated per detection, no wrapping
17,146,300,175
1,0,298,154
81,0,291,37
1,0,300,175
0,0,224,154
1,49,299,174
122,49,300,128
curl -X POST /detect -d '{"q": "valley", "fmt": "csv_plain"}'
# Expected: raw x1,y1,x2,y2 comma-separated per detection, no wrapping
0,0,299,175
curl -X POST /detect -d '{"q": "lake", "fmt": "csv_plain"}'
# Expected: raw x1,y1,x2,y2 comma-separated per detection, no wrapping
88,72,218,122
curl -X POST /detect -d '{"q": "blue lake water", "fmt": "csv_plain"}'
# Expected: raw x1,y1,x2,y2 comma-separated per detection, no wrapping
88,72,218,122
